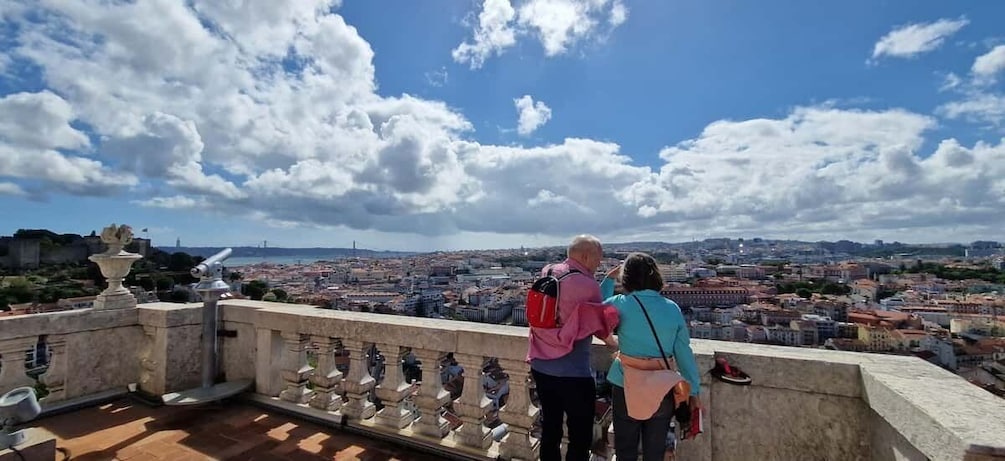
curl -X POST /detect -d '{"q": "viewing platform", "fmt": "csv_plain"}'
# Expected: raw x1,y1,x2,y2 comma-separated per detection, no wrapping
2,300,1004,460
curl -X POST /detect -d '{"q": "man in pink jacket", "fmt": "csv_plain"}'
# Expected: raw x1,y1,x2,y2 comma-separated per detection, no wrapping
528,235,619,461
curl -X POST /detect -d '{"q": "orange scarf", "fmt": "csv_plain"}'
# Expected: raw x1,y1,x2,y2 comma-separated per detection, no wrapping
617,352,690,420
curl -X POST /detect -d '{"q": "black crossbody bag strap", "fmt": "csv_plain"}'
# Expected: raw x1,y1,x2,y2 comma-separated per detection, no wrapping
632,294,673,371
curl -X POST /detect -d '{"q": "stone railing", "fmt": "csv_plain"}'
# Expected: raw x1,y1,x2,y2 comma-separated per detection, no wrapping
4,300,1005,461
0,308,142,411
214,300,540,460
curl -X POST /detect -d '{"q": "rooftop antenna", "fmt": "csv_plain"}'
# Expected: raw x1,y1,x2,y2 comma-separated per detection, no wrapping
161,248,252,405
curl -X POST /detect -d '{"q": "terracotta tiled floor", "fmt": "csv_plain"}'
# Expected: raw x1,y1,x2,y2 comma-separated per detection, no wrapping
37,398,440,461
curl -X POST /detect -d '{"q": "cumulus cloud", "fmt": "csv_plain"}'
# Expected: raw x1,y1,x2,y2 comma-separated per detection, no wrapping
0,91,136,194
514,95,552,136
0,91,89,151
870,17,969,62
452,0,628,69
938,92,1005,127
1,1,1004,243
936,45,1005,129
0,182,26,197
972,45,1005,79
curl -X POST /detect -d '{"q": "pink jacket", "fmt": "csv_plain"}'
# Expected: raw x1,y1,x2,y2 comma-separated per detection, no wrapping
526,259,621,361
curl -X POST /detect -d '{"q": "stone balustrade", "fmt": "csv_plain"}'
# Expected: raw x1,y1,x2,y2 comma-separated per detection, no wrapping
0,308,142,411
3,299,1005,461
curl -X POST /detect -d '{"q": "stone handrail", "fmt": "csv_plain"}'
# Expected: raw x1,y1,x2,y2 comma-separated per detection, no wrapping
0,308,141,409
3,300,1005,461
215,300,539,460
210,300,1005,461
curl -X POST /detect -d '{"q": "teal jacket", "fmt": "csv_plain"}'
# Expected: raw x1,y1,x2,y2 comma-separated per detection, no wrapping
601,278,701,396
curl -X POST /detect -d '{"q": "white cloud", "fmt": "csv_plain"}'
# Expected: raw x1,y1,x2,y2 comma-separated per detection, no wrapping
937,92,1005,127
934,45,1005,129
870,17,969,61
0,91,89,150
451,0,517,69
2,1,1004,244
425,67,449,87
133,195,208,209
452,0,628,69
972,45,1005,78
620,106,1005,239
0,91,136,194
940,72,962,92
514,95,552,136
0,182,26,197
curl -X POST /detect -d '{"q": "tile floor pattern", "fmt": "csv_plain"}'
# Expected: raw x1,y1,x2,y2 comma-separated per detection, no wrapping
37,398,441,461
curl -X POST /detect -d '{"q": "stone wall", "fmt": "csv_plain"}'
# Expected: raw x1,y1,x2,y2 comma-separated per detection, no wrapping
0,308,142,405
39,245,89,265
214,300,1005,461
3,300,1004,461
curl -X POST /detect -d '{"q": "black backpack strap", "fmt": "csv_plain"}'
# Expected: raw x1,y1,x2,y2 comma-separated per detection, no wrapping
556,268,581,281
632,294,673,371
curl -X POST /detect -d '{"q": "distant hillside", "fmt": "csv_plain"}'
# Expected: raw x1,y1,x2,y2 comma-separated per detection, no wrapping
157,246,417,259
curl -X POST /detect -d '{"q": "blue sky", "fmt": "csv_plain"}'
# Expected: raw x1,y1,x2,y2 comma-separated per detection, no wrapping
1,0,1004,251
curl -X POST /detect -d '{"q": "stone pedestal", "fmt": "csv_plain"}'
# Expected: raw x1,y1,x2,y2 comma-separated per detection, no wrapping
88,224,142,310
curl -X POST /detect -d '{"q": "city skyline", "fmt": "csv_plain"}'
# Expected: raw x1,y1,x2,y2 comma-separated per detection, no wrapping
1,225,1001,254
2,1,1005,251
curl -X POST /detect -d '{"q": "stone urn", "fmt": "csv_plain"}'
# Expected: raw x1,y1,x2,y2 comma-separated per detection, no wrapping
88,223,143,310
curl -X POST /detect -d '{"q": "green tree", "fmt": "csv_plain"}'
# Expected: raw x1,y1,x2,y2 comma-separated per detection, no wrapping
262,292,278,302
168,252,196,272
796,288,813,299
155,277,173,291
242,280,269,301
271,288,288,301
138,277,155,291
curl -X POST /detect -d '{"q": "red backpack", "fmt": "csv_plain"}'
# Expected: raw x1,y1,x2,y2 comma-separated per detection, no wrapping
526,267,581,329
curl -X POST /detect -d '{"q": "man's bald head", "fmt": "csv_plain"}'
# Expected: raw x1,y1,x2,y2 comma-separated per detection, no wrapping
567,234,602,272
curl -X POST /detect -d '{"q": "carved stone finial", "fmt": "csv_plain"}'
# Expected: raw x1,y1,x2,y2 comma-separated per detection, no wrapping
100,223,134,249
89,223,142,310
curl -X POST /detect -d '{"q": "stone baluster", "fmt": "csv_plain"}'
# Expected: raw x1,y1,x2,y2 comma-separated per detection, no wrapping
137,326,159,394
278,332,314,404
39,335,68,403
498,358,539,460
452,353,492,450
308,336,344,411
374,344,416,429
0,337,37,391
411,348,451,438
340,338,376,420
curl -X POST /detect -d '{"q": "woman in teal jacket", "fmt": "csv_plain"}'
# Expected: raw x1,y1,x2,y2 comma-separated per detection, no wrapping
600,252,701,461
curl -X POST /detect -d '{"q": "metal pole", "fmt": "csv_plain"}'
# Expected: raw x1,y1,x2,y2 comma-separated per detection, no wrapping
201,295,219,388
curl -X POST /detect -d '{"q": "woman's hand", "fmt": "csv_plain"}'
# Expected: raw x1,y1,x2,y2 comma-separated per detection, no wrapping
605,264,622,280
689,395,703,412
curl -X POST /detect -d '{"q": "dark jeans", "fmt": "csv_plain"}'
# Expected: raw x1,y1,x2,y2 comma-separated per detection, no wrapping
611,384,674,461
532,369,596,461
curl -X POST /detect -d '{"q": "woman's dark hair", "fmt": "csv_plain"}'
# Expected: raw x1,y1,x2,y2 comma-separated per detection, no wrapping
620,252,664,293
